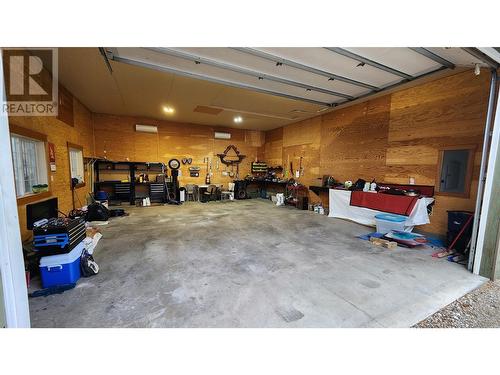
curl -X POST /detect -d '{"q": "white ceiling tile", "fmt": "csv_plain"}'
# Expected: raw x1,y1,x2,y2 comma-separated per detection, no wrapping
426,47,486,67
343,47,442,76
256,47,404,88
115,48,341,105
171,47,368,97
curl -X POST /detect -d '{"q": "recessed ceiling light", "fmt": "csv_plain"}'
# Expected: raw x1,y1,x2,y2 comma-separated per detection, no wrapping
163,106,175,114
233,116,243,123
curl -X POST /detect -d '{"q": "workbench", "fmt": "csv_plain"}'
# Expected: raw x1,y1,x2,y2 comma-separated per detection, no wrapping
94,160,166,204
328,189,434,230
245,180,288,198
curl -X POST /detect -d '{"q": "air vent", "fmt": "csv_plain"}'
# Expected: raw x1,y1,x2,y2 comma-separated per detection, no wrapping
214,131,231,140
194,105,223,115
135,124,158,133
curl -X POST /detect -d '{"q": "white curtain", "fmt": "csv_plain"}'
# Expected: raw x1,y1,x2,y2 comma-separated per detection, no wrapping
69,148,84,183
10,135,45,196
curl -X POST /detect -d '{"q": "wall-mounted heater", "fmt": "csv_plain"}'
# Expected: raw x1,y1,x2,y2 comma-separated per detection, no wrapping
214,131,231,140
135,124,158,133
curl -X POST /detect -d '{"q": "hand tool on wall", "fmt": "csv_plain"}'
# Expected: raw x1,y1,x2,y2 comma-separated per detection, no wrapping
205,157,211,184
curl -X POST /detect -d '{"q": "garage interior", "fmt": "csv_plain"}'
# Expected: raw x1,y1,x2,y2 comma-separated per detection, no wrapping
2,47,500,328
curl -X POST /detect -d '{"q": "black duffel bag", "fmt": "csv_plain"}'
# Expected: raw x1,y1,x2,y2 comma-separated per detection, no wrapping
86,202,110,221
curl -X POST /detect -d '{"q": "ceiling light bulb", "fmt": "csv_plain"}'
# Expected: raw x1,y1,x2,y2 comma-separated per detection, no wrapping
233,116,242,123
163,106,175,114
474,63,481,76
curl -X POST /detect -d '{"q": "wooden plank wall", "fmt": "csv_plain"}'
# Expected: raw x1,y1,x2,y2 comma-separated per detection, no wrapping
385,70,489,234
259,127,283,167
10,98,95,241
93,114,264,186
282,116,322,188
259,69,491,234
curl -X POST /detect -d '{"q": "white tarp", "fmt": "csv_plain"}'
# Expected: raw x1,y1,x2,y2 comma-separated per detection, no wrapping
328,189,434,228
83,232,102,255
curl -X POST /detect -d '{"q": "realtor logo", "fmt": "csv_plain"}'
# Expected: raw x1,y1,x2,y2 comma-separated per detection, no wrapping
1,48,58,116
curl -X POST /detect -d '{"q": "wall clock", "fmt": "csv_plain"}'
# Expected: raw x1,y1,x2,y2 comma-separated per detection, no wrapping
168,158,181,170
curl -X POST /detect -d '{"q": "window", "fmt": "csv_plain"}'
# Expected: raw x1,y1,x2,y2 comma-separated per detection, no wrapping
10,134,48,198
437,146,475,198
68,143,84,187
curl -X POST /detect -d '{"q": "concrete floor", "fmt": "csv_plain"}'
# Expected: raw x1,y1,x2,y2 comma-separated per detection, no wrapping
29,199,487,327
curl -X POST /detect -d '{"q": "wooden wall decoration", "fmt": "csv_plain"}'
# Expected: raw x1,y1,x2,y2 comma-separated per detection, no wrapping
217,145,246,166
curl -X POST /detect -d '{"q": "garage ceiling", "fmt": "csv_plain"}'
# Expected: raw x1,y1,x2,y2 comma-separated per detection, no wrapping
58,47,491,131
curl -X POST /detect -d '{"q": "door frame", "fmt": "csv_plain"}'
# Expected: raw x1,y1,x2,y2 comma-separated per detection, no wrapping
473,72,500,275
0,49,31,327
469,48,500,276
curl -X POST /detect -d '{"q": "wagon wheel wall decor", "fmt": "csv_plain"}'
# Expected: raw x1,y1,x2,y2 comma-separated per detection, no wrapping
217,145,246,166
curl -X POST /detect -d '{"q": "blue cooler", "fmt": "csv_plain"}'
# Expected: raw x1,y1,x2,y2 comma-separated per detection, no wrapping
374,213,407,234
39,242,84,288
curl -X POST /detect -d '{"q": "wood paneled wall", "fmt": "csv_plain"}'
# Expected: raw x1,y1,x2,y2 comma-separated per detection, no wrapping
259,127,283,167
93,114,264,186
10,98,95,241
321,96,391,182
259,69,491,234
384,70,489,234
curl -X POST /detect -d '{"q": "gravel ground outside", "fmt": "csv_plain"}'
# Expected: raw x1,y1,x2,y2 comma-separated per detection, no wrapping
415,281,500,328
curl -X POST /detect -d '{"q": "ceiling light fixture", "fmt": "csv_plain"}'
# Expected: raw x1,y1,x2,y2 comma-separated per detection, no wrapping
163,106,175,114
233,116,243,124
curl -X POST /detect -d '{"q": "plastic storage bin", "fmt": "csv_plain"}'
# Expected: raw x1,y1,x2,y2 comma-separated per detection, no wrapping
375,213,407,234
39,242,84,288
